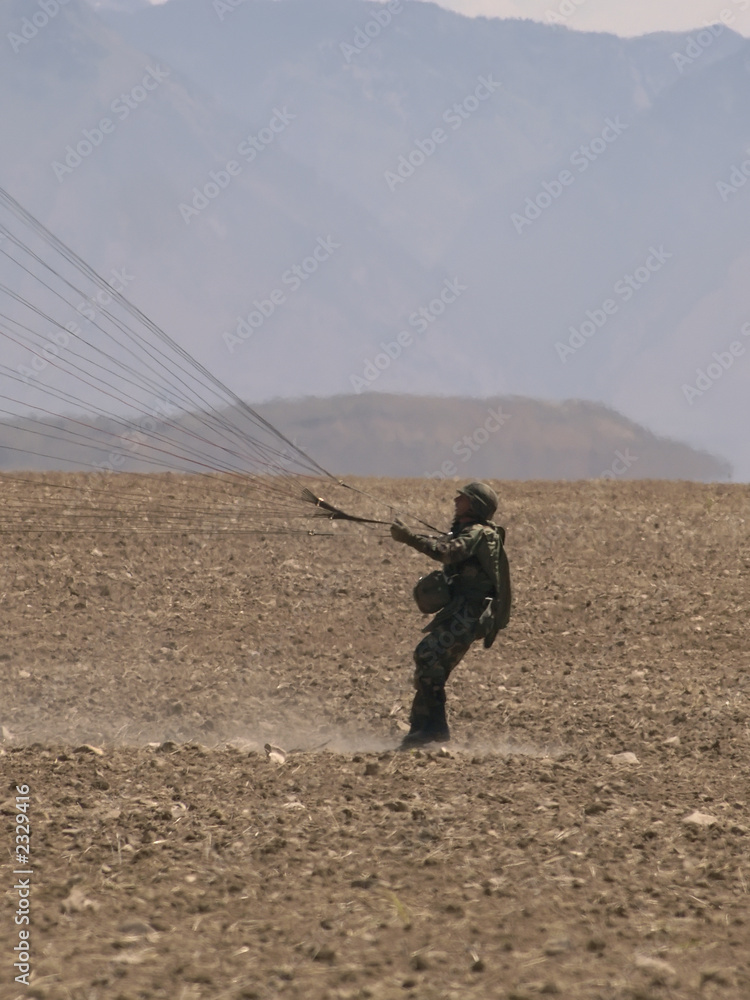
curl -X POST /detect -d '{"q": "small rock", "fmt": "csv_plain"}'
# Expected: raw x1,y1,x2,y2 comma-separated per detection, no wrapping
584,801,608,816
264,743,287,765
586,938,606,953
350,875,377,889
364,762,379,776
111,948,154,965
609,751,639,765
701,968,732,987
118,919,153,937
683,810,717,828
61,887,98,914
634,954,677,983
385,800,408,812
272,964,295,981
663,736,680,746
543,937,572,956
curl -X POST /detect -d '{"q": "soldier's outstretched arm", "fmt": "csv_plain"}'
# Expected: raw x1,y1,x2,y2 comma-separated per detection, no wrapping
390,521,482,564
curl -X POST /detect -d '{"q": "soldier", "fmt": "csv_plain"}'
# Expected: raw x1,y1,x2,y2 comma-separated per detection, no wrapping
390,482,511,749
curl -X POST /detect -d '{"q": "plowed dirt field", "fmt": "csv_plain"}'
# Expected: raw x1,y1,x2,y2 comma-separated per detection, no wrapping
1,476,748,1000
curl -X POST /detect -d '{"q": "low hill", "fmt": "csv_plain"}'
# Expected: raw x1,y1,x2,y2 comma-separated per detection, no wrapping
258,394,731,481
0,394,731,480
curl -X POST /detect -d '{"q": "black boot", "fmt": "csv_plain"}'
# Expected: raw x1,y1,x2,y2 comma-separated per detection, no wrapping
399,685,450,749
425,695,450,743
399,703,430,749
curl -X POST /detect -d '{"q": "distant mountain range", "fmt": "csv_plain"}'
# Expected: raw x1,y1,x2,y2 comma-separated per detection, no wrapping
1,0,748,478
0,394,730,481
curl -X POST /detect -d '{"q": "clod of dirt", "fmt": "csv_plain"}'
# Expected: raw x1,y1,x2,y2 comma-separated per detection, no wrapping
264,743,287,764
118,920,154,937
634,954,678,984
543,937,572,956
61,887,98,914
683,810,718,827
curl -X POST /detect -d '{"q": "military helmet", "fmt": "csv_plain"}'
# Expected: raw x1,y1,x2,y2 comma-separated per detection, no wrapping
457,481,498,520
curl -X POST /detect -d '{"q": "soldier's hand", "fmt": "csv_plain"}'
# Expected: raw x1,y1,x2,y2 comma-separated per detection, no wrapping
390,519,413,545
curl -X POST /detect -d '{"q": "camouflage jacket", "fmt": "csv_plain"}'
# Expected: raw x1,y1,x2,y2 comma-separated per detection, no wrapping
403,520,512,646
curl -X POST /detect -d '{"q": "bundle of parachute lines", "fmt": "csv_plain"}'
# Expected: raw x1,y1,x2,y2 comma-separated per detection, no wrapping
0,187,432,538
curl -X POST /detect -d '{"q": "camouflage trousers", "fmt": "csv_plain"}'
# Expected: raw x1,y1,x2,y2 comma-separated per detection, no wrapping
409,605,481,728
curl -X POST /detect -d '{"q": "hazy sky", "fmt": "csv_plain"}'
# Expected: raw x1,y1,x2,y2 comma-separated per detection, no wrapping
416,0,750,37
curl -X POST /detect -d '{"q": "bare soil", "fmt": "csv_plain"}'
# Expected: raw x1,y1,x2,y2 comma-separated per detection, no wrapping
1,476,749,1000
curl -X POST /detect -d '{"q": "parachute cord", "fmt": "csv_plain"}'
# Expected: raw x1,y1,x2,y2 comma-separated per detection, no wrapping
334,479,443,534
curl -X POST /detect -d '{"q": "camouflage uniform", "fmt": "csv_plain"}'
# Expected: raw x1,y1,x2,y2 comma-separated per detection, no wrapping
393,498,511,743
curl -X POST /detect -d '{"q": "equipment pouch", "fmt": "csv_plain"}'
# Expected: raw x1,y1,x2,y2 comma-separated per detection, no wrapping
413,569,452,615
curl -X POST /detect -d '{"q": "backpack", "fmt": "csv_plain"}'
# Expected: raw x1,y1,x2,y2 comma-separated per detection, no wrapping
477,524,512,647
